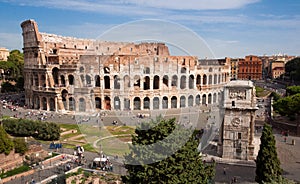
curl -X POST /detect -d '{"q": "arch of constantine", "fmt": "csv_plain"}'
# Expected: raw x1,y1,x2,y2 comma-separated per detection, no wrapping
21,20,231,113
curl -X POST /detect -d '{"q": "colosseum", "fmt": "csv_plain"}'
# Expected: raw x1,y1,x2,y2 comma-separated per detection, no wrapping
21,20,231,113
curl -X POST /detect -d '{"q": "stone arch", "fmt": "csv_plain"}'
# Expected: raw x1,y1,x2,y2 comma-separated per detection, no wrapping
95,75,100,87
86,75,91,86
104,96,111,110
180,96,186,108
144,97,150,109
213,93,217,103
163,75,169,87
52,67,59,86
195,94,201,105
208,75,213,85
180,76,186,89
42,97,47,110
214,74,218,84
49,98,55,111
114,75,120,89
144,76,150,90
68,75,74,85
134,97,141,110
134,75,140,88
114,96,121,110
80,74,85,86
202,94,207,105
61,89,68,110
171,75,178,87
208,94,212,104
124,75,130,90
203,74,207,85
79,66,84,73
162,96,168,109
189,75,194,89
153,97,159,109
218,74,221,84
171,96,177,108
104,67,110,74
196,75,201,85
153,75,160,89
144,67,150,74
69,97,76,111
60,75,66,86
104,76,110,89
188,95,193,107
33,95,40,109
181,67,187,73
95,97,101,109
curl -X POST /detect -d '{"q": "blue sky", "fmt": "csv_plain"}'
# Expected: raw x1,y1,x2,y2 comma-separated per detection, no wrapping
0,0,299,58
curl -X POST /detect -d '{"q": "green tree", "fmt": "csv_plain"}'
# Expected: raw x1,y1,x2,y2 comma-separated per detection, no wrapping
256,124,282,183
122,117,215,184
13,137,28,155
0,125,14,155
285,57,300,81
286,86,300,96
7,50,24,79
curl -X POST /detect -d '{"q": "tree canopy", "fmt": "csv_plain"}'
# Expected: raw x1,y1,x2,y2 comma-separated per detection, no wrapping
0,125,14,155
122,117,215,184
255,124,282,183
285,57,300,82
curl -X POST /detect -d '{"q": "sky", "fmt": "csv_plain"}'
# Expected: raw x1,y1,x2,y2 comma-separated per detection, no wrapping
0,0,299,58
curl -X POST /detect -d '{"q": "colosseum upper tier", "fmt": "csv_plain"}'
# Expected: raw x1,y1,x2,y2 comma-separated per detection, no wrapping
21,20,230,113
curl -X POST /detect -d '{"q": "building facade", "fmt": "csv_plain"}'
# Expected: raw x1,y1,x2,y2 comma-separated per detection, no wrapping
238,55,262,80
230,58,243,80
21,20,231,113
0,47,9,61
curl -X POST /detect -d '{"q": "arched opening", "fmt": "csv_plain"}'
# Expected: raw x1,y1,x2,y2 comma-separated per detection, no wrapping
195,95,201,105
163,75,169,87
41,75,46,87
114,97,121,110
153,97,159,109
181,67,186,73
162,96,168,109
202,94,207,105
180,76,186,89
213,93,217,103
171,96,177,108
208,75,213,85
180,96,186,108
144,97,150,109
42,97,47,110
144,67,150,74
203,75,207,85
124,75,130,90
68,75,74,85
214,74,218,84
79,98,86,112
144,76,150,90
188,95,193,107
49,98,55,111
189,75,194,89
134,97,141,110
171,75,178,87
86,75,91,86
208,94,212,104
104,67,110,74
33,96,40,109
153,75,159,89
104,96,111,110
60,75,65,87
196,75,201,85
62,89,68,110
52,67,59,86
95,75,100,87
114,75,120,89
69,97,76,111
80,75,85,86
134,75,140,88
124,98,130,110
79,67,84,73
95,97,101,109
104,76,110,89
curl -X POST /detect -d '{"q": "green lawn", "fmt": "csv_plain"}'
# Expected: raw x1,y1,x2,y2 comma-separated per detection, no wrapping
256,86,271,97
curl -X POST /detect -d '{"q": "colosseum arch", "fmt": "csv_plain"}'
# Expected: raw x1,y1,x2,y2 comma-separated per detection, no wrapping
60,75,66,86
153,75,160,89
189,75,194,89
80,75,85,86
104,96,111,110
171,75,178,87
134,97,141,110
203,75,207,85
95,75,100,87
86,75,92,86
104,76,110,89
163,75,169,87
79,98,86,112
144,76,150,90
114,75,121,89
181,67,187,74
162,96,168,109
52,67,59,86
124,75,130,90
208,75,213,85
195,94,201,105
69,97,76,111
68,75,74,85
180,76,186,89
214,74,218,84
144,97,150,109
208,94,212,104
218,74,221,84
196,75,201,86
49,98,55,111
114,97,121,110
61,89,68,110
153,97,159,109
42,97,47,110
188,95,193,107
144,67,150,74
202,94,207,105
180,96,186,108
171,96,177,108
79,66,84,73
134,75,140,88
33,95,40,109
213,93,217,103
95,97,101,109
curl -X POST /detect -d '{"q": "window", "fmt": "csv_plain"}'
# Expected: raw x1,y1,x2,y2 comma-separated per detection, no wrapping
232,101,235,107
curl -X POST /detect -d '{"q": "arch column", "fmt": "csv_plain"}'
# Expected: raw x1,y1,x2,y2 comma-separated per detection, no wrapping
46,97,50,111
120,96,124,110
150,76,154,90
55,97,58,112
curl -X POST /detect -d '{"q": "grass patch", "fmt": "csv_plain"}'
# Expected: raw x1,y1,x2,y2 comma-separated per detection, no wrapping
0,165,31,179
256,86,271,97
82,143,97,152
105,126,135,136
98,137,130,157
